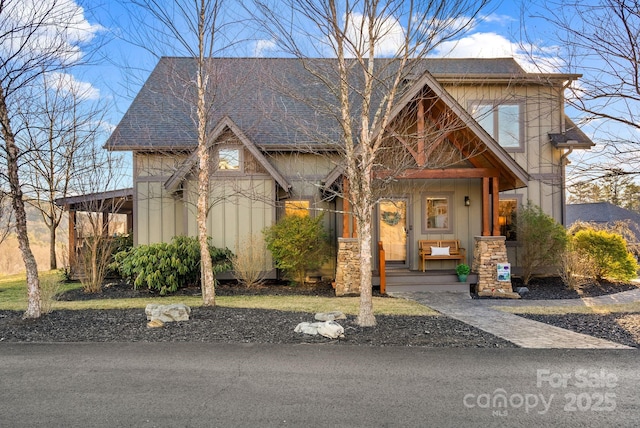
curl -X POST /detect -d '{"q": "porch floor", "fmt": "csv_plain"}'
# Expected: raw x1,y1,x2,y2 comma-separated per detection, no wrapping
373,269,476,293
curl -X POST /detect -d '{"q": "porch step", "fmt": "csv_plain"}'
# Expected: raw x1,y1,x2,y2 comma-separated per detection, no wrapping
373,269,476,294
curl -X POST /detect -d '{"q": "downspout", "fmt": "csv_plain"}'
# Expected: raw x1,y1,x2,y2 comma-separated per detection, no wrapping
559,78,574,227
560,146,574,227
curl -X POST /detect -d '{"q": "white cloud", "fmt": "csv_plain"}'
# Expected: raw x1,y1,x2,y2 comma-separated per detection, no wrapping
253,39,277,57
338,12,407,57
45,72,100,100
0,0,103,64
430,32,563,73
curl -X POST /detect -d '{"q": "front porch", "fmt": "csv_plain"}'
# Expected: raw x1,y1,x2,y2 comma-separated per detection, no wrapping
372,268,476,293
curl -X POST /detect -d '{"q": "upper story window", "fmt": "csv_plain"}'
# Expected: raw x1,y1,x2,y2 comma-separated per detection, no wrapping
218,147,241,171
470,102,523,151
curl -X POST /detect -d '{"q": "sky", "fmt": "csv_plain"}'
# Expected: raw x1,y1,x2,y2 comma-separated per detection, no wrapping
69,1,559,131
20,0,629,186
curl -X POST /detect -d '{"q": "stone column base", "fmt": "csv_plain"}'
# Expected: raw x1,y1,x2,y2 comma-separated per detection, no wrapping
335,238,361,296
473,236,520,298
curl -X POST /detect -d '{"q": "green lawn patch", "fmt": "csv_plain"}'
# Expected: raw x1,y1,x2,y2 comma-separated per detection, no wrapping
0,272,437,316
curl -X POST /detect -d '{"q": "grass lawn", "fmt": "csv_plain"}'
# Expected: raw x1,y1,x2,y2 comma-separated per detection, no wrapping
497,302,640,315
0,271,437,316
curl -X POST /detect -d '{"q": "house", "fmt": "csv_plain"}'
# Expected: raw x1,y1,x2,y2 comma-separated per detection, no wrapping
101,57,594,293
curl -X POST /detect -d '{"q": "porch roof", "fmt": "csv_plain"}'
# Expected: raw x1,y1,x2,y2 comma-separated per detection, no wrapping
55,188,134,214
323,69,530,192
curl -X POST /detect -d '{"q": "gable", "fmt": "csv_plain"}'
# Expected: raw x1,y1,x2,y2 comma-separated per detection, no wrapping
164,116,291,193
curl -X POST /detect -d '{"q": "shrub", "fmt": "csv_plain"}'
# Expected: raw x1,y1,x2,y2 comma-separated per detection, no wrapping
560,243,596,290
263,214,329,285
571,229,638,281
516,202,568,285
232,233,268,287
40,274,63,314
114,236,232,295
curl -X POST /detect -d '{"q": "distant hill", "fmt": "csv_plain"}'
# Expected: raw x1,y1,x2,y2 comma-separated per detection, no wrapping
0,204,68,275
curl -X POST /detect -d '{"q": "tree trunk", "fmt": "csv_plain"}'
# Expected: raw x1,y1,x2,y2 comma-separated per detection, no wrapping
196,57,215,307
0,86,41,318
356,177,376,327
49,223,57,270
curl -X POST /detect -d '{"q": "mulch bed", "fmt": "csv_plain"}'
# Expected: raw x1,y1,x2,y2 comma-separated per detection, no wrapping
1,278,638,348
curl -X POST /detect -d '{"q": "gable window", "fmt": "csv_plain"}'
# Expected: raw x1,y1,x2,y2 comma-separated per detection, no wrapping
218,147,241,170
470,102,523,151
498,199,518,241
285,200,310,217
422,193,453,233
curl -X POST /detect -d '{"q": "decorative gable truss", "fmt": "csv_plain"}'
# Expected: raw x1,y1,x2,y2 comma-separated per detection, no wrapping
164,116,291,194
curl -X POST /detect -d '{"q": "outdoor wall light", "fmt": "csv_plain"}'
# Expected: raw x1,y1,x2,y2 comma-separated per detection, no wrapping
464,196,470,206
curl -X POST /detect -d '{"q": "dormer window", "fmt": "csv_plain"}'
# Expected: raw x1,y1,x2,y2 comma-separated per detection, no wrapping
470,102,523,151
218,147,241,171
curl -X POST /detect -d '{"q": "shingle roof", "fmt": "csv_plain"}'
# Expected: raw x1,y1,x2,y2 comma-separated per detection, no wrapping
566,202,640,241
105,57,567,152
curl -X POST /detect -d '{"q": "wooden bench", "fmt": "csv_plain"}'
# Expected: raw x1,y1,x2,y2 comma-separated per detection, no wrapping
419,240,466,272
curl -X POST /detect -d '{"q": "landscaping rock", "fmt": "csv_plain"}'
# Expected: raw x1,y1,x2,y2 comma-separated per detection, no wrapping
146,319,164,328
516,287,530,296
314,311,346,321
294,320,345,339
145,303,191,322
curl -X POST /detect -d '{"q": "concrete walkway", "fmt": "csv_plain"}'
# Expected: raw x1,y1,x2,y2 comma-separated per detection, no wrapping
390,289,640,349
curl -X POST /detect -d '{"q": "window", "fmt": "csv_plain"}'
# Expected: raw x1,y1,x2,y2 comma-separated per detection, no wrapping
218,148,240,170
285,200,310,217
470,102,523,150
498,199,518,241
422,193,453,233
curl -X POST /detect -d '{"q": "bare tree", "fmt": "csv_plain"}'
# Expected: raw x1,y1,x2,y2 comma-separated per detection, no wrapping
123,0,236,306
18,71,107,270
531,0,640,174
251,0,492,326
0,0,101,318
0,187,12,244
72,148,126,293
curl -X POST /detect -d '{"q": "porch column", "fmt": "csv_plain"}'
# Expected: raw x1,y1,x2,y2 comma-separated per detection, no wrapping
334,238,361,296
473,236,519,298
102,212,109,237
68,209,76,269
342,177,357,238
492,177,500,236
482,177,490,236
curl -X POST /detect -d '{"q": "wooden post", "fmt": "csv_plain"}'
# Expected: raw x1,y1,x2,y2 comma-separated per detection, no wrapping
342,177,350,238
378,241,386,294
68,209,76,269
482,177,490,236
492,177,500,236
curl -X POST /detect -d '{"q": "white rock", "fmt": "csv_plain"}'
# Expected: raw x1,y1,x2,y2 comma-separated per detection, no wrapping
316,320,344,339
145,303,191,322
314,311,347,321
294,320,344,339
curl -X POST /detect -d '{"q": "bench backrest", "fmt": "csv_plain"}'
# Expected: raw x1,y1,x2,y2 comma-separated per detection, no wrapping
419,239,461,255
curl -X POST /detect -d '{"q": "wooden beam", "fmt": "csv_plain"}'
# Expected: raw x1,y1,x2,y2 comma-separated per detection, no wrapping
342,177,350,238
492,177,500,236
375,168,499,180
417,98,426,166
482,177,490,236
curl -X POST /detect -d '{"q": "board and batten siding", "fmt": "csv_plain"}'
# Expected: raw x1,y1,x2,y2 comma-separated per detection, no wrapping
135,181,185,245
184,178,275,271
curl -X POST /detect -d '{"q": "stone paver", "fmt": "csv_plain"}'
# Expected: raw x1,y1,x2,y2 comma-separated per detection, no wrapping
391,291,636,349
